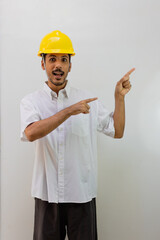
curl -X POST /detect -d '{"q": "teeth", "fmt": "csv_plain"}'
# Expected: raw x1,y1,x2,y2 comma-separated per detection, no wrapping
53,72,63,76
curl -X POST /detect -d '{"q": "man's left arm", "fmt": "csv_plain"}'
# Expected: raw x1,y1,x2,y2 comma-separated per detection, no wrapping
113,68,135,138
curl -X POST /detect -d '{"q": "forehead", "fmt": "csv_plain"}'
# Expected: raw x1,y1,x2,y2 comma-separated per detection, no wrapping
46,53,69,58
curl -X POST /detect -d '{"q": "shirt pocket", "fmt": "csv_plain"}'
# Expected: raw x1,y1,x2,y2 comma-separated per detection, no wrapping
71,114,89,137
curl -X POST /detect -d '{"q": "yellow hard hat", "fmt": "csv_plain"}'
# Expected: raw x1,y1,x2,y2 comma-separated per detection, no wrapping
38,30,75,57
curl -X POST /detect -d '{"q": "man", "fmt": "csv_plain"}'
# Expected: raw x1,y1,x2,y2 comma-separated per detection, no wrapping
20,30,135,240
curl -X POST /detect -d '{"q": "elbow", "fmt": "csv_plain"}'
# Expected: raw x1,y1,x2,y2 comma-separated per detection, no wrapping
26,134,35,142
114,135,123,139
114,125,125,139
25,130,36,142
114,132,124,139
28,136,35,142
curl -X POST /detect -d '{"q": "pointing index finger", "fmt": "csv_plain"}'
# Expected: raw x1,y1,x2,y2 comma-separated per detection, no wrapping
124,68,135,77
84,97,98,103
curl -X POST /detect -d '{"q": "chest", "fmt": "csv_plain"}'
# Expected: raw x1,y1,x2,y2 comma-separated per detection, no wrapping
35,97,97,137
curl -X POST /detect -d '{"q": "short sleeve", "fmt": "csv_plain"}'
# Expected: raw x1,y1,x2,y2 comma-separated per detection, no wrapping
20,98,40,141
97,100,115,138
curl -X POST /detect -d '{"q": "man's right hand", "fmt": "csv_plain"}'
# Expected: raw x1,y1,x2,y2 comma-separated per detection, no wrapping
69,98,98,115
25,97,98,141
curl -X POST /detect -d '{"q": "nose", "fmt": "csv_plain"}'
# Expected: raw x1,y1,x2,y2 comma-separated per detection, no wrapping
54,60,62,70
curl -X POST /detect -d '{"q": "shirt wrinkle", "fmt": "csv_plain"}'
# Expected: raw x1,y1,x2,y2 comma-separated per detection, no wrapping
20,82,115,203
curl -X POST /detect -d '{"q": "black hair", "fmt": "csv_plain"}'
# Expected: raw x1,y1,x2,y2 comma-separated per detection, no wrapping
42,54,71,63
68,54,71,63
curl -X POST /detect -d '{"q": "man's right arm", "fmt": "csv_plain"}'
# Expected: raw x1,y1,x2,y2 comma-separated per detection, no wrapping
25,97,97,142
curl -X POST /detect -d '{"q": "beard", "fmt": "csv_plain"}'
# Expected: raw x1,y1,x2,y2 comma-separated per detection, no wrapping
47,68,69,87
49,77,66,86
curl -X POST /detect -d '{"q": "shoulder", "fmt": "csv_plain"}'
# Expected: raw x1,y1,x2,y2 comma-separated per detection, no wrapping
21,89,45,104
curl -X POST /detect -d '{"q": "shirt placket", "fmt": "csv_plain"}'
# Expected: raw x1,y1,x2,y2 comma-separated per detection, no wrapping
57,96,65,202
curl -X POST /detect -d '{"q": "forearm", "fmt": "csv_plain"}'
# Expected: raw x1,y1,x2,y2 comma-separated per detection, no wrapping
113,96,125,138
24,96,98,141
25,106,73,141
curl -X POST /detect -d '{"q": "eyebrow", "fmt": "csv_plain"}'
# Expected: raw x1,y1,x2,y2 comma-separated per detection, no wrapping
48,55,69,58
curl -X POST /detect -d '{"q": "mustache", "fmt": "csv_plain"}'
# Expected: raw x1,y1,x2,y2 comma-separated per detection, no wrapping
52,69,64,75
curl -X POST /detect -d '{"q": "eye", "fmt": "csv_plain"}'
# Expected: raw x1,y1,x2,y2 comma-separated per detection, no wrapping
62,58,68,62
49,57,56,62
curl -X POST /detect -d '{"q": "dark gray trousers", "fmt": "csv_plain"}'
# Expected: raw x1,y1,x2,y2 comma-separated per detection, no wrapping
33,198,98,240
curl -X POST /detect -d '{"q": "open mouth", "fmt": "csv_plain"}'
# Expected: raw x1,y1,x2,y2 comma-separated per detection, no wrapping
52,71,64,78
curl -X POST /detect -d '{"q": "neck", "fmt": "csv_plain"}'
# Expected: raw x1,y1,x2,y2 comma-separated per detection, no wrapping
47,80,68,96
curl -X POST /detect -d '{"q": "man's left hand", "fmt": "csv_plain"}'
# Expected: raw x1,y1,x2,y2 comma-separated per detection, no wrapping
115,68,135,98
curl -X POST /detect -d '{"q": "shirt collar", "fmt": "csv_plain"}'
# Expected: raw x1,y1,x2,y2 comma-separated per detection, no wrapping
44,80,71,100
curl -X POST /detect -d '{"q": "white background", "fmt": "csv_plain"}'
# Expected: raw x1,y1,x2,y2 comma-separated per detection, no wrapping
1,0,160,239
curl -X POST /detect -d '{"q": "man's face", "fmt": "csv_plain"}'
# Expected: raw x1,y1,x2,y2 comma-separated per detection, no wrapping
41,53,71,87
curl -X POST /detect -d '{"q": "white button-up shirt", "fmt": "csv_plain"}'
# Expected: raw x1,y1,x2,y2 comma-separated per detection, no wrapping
20,81,115,203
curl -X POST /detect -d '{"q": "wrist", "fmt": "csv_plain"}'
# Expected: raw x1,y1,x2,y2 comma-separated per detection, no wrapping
115,93,125,102
65,105,75,116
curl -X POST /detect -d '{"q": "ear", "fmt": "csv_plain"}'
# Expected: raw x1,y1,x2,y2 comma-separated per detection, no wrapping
41,59,45,70
68,62,72,72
